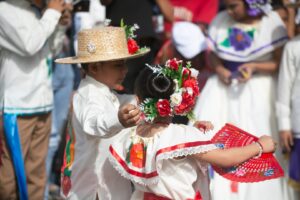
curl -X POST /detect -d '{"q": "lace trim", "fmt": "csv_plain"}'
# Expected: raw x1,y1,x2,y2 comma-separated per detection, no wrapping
108,144,218,186
156,144,218,173
108,152,159,186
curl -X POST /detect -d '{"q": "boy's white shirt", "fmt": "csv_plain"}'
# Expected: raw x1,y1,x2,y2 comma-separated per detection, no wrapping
0,0,65,114
68,75,133,200
276,35,300,138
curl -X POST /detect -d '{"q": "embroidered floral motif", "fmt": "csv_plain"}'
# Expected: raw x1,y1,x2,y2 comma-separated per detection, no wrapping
264,168,274,176
126,141,147,168
62,176,72,196
220,28,255,51
229,28,253,51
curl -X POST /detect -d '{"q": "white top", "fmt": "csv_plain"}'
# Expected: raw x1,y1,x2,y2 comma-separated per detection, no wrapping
0,0,65,114
276,35,300,138
65,76,133,200
208,11,287,62
109,124,218,200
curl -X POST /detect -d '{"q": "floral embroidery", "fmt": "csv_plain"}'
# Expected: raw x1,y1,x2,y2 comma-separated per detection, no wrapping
126,140,147,168
220,28,255,51
264,168,274,176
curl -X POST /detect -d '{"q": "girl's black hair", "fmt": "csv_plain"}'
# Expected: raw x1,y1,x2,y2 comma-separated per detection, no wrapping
135,67,174,100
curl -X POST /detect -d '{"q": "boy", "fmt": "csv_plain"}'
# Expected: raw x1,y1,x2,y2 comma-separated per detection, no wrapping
55,26,149,200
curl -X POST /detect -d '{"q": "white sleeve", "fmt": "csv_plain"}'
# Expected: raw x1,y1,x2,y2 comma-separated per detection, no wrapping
0,8,61,56
81,98,124,138
276,42,295,131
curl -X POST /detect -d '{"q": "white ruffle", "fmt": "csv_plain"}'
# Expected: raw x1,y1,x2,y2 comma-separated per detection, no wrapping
108,124,218,186
108,151,159,186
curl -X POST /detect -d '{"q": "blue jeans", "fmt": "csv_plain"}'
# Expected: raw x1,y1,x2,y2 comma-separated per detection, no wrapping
44,56,74,200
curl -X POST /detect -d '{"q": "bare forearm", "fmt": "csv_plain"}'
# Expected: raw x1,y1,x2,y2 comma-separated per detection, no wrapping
196,143,260,168
155,0,174,22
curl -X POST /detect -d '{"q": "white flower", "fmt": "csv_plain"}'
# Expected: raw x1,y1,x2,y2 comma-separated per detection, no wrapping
170,92,182,106
173,79,179,91
186,87,193,96
190,68,199,78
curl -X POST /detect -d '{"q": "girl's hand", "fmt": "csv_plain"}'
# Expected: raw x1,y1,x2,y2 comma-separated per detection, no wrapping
215,66,232,85
258,135,277,153
194,121,214,133
237,63,255,83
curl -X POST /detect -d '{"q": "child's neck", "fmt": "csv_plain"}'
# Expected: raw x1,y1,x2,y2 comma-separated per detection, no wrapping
136,118,171,138
238,15,262,25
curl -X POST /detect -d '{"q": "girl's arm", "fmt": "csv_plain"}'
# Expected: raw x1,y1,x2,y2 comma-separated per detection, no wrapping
209,52,232,85
193,136,276,168
238,47,284,82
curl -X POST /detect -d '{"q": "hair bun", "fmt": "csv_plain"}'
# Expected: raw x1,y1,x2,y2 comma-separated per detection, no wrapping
147,74,174,99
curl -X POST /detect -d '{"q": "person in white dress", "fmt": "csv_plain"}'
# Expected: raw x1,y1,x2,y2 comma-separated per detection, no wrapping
191,0,290,199
108,61,277,200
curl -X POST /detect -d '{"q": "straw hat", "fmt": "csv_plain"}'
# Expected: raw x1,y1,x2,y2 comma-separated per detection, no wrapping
55,26,150,64
285,1,300,8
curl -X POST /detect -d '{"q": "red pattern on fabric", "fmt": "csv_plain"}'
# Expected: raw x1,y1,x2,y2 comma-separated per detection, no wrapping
110,140,213,178
110,145,158,178
211,123,284,183
144,191,202,200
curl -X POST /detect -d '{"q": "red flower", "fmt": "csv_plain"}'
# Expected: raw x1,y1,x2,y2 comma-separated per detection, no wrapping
183,78,199,97
62,176,72,196
174,92,195,115
127,38,139,54
166,58,180,71
156,99,171,117
130,143,146,168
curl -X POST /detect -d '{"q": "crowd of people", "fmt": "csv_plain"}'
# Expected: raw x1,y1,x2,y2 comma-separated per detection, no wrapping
0,0,299,200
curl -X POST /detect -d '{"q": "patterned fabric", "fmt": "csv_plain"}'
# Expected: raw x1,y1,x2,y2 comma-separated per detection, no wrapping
109,124,217,199
61,115,75,197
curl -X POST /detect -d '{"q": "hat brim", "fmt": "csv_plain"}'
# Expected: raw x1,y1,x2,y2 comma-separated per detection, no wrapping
285,2,300,8
55,48,150,64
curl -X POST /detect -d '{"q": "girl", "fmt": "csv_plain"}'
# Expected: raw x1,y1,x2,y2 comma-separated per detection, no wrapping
192,0,289,199
108,61,277,200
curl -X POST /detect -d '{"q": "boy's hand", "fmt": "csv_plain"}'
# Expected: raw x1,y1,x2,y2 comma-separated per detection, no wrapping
47,0,65,13
193,121,214,133
118,104,141,128
59,4,73,26
280,130,294,152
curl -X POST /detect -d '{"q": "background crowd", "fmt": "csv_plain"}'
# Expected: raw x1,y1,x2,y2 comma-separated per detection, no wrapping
0,0,299,199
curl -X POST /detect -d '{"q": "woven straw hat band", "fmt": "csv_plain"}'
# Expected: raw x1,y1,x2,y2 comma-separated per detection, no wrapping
77,27,129,59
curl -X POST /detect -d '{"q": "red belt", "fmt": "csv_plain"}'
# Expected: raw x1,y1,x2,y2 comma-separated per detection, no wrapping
144,191,202,200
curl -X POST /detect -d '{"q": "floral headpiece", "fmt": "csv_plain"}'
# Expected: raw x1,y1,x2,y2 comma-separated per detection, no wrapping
120,19,148,55
245,0,272,17
140,58,200,122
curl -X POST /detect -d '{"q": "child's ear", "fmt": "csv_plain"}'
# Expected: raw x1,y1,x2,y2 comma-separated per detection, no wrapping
89,63,98,75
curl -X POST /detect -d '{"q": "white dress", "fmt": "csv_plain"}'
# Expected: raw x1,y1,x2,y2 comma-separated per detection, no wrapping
108,124,218,200
192,11,290,200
